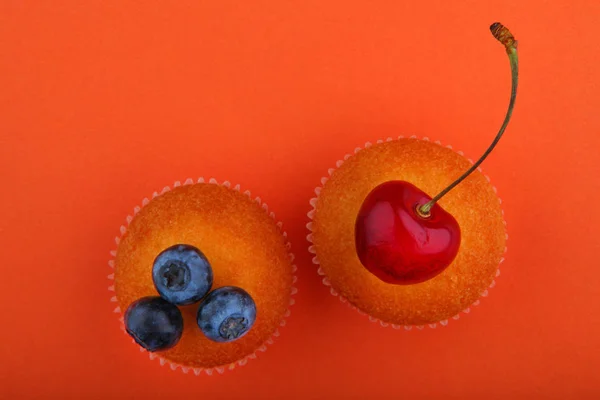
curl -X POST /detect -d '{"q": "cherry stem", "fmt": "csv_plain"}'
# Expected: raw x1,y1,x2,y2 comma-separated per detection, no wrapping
419,22,519,216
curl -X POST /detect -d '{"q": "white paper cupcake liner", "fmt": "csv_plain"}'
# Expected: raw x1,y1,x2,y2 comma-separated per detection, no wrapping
108,177,298,375
306,135,507,330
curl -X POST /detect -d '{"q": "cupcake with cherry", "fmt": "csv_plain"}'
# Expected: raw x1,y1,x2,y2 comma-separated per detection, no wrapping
307,23,518,328
110,179,296,374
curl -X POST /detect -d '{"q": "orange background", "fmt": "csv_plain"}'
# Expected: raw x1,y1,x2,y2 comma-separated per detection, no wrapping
1,1,599,399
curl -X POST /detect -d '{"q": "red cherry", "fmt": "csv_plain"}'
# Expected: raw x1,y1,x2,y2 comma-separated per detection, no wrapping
353,24,519,285
355,181,461,285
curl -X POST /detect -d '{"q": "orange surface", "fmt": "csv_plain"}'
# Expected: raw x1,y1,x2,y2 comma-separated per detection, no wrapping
1,1,600,398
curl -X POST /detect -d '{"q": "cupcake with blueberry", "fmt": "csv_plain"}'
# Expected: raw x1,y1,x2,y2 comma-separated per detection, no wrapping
109,178,296,374
307,23,517,329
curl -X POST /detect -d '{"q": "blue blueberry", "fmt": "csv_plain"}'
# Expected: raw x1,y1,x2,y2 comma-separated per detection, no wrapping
124,296,183,352
152,244,213,305
197,286,257,342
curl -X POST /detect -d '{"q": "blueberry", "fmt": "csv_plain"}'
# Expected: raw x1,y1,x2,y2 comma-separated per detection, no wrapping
197,286,257,342
124,296,183,352
152,244,213,305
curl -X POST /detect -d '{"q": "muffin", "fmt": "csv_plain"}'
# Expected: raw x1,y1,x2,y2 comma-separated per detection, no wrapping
108,178,297,374
307,137,506,329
